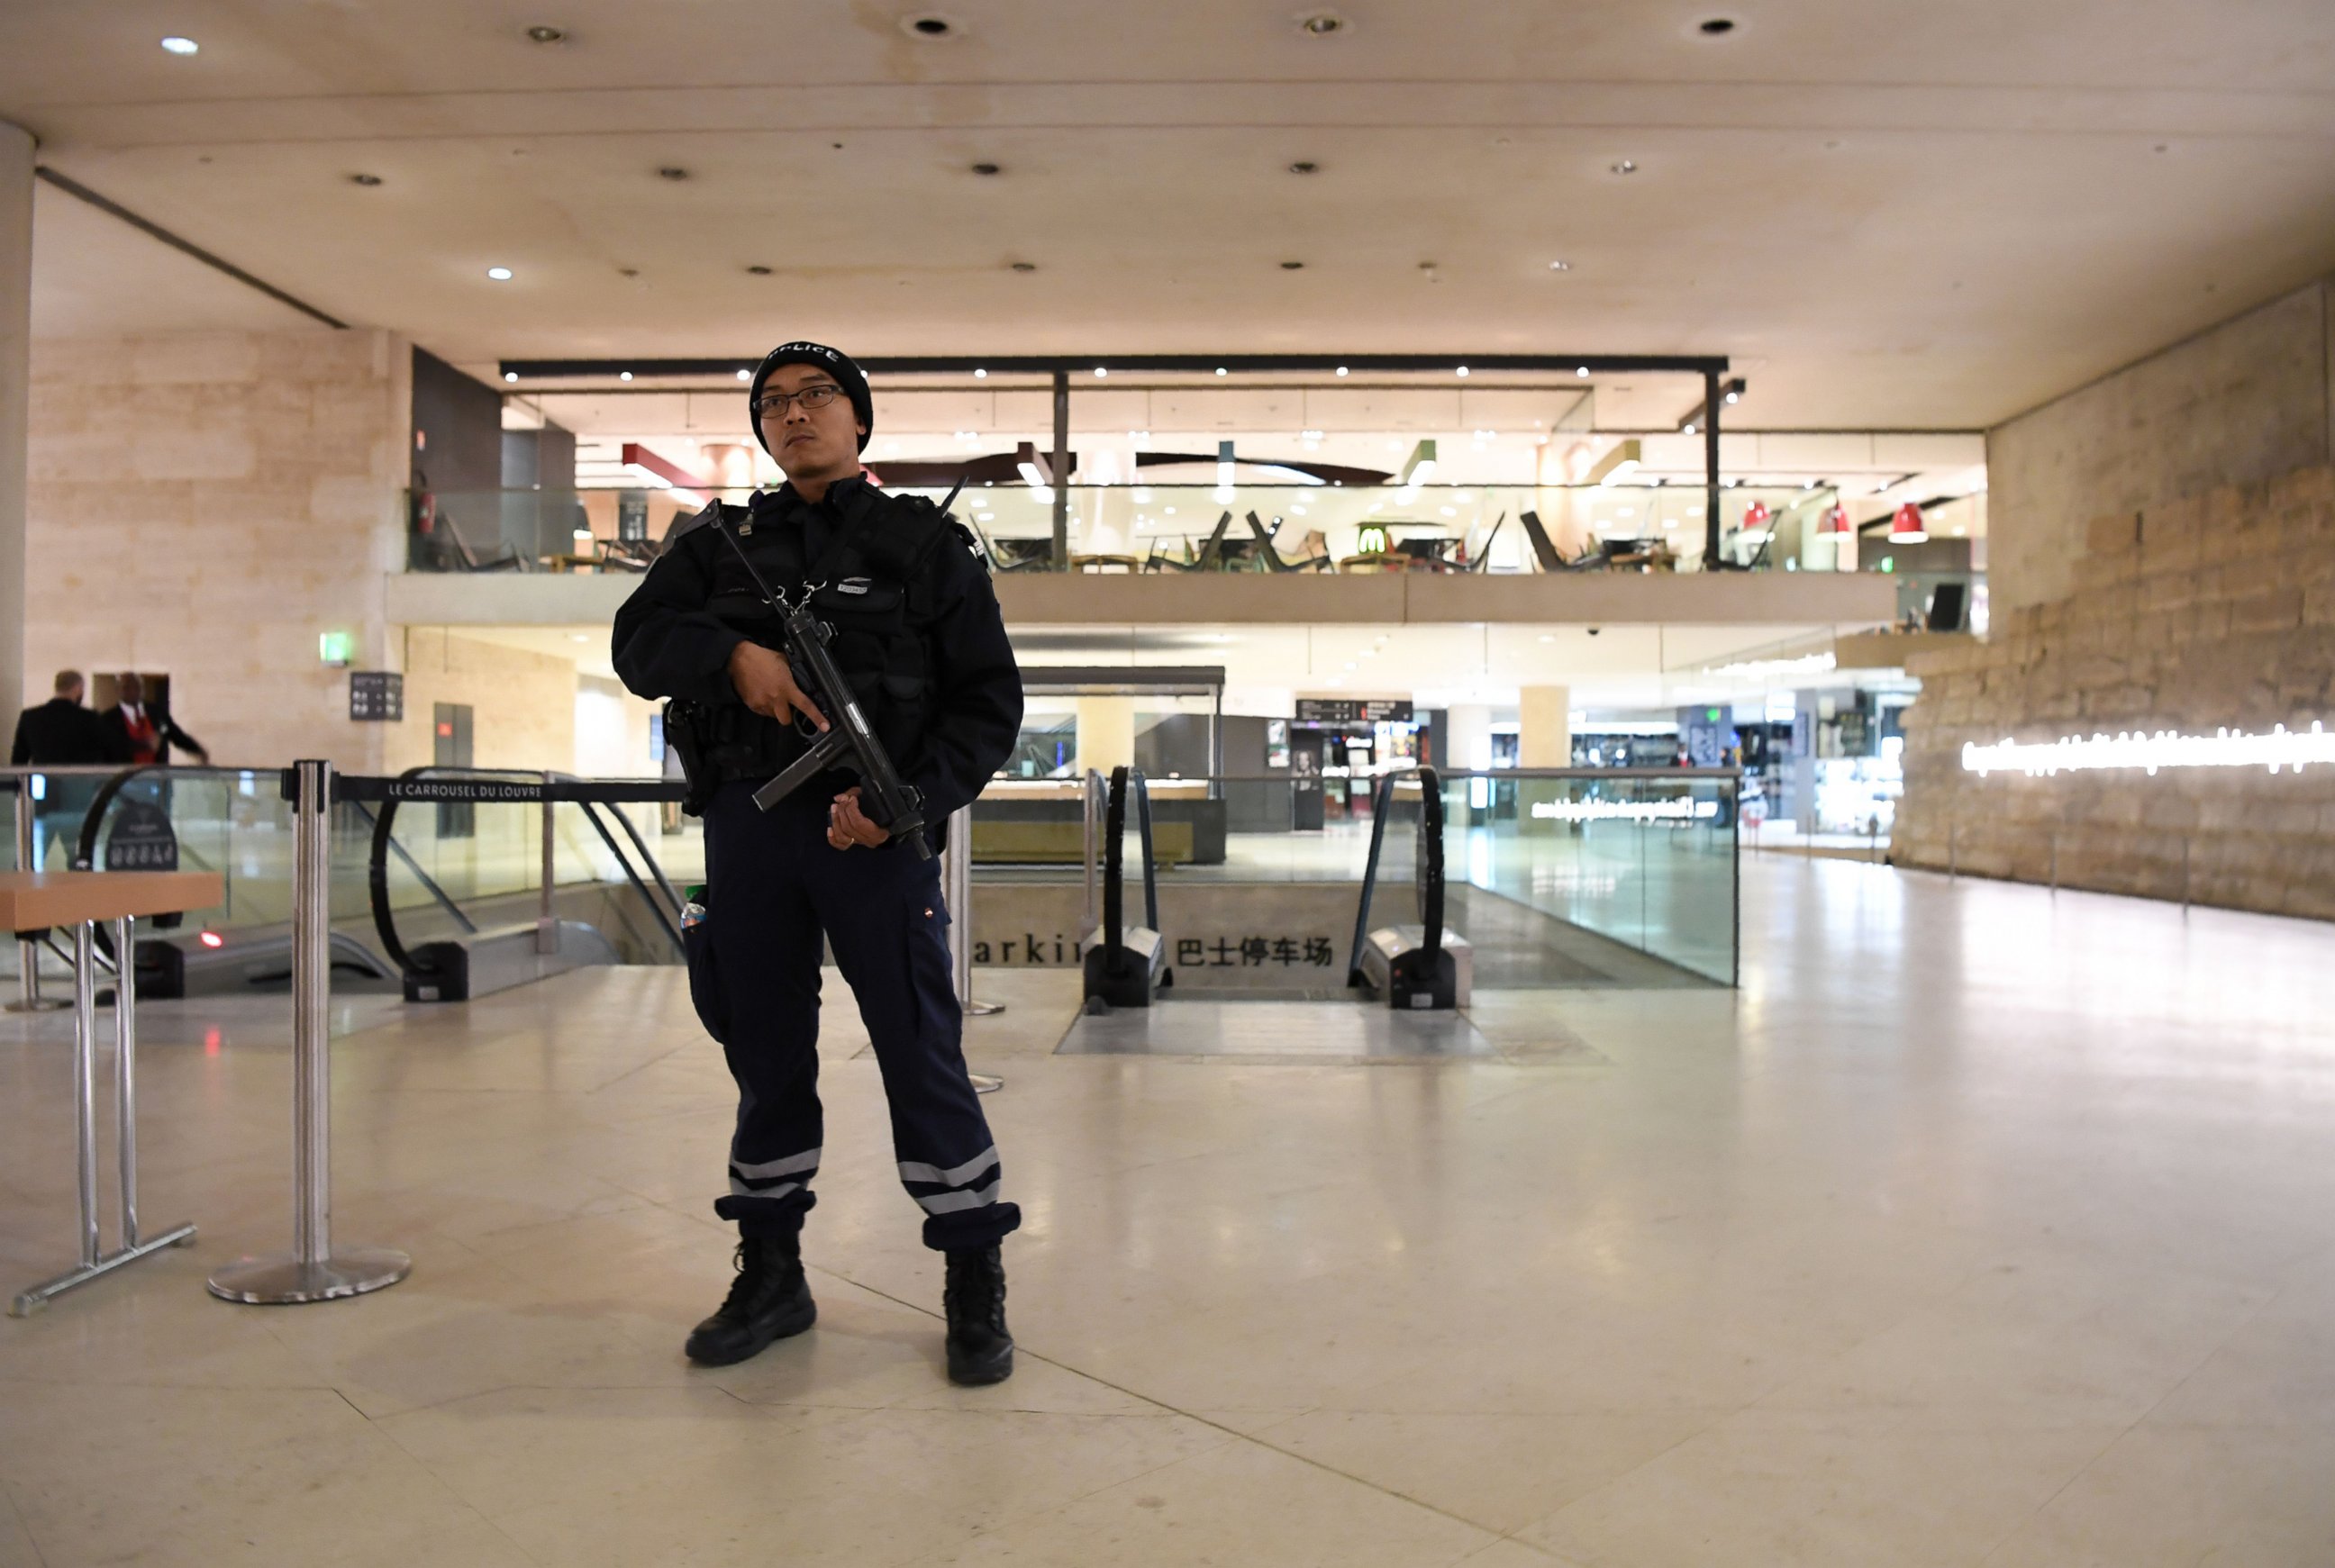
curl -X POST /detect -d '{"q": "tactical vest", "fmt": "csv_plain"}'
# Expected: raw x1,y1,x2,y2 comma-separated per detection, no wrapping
691,486,959,787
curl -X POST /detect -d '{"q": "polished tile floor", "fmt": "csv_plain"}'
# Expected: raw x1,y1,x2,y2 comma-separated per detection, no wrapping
4,858,2334,1566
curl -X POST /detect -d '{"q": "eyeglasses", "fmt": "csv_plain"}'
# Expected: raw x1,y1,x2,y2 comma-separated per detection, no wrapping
751,383,846,418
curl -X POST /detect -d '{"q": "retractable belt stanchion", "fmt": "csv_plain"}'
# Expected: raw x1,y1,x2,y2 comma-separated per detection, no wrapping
208,759,411,1306
943,803,1004,1094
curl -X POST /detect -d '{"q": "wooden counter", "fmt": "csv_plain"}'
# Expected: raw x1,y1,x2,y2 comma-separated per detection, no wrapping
0,871,225,929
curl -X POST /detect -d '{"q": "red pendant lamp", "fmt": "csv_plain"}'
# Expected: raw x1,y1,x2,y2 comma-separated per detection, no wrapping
1889,502,1929,544
1739,499,1773,541
1820,503,1851,536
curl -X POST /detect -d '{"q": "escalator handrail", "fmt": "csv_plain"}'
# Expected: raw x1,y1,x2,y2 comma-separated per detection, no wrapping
353,802,478,936
365,766,545,977
1345,764,1445,986
572,798,684,958
1099,765,1162,979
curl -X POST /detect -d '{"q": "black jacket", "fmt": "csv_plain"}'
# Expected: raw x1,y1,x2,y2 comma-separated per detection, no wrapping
611,476,1022,828
12,698,130,767
99,704,206,766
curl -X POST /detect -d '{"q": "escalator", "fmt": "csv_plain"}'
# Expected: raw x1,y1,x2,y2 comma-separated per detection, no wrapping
1080,766,1172,1009
59,765,686,1002
1347,765,1471,1010
360,768,686,1002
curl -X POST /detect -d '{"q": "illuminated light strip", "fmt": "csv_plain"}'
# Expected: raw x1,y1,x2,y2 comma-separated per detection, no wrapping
1531,798,1721,822
1960,723,2333,778
1702,651,1836,681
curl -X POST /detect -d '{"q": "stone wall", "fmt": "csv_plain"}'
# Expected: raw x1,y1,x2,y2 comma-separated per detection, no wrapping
387,629,578,775
1987,279,2335,614
1895,462,2335,919
24,327,410,770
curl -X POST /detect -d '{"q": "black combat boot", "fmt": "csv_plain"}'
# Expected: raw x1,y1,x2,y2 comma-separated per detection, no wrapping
942,1243,1014,1385
685,1234,816,1366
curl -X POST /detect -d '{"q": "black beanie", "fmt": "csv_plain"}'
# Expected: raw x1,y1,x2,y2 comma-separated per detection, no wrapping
748,341,873,454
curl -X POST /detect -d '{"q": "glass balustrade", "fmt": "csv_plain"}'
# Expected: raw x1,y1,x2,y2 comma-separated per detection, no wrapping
404,483,1874,576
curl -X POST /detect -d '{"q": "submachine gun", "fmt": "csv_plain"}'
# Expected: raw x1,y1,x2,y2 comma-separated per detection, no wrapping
704,485,965,863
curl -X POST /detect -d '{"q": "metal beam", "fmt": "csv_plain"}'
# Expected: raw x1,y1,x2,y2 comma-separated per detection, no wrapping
500,351,1730,380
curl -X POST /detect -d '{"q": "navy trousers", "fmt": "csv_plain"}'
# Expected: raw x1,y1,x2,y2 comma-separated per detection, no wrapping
688,780,1020,1252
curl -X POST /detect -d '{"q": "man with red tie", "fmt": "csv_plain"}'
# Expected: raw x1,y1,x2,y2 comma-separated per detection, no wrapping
100,673,208,767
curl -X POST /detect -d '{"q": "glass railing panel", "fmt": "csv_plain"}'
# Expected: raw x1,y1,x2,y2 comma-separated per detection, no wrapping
402,483,1870,576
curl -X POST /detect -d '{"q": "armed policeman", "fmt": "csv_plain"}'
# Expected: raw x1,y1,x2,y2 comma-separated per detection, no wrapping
612,341,1025,1383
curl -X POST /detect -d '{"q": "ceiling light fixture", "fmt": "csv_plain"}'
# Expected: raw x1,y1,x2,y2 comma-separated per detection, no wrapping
1611,159,1638,175
735,368,751,381
1280,260,1304,270
1722,376,1746,404
1335,366,1349,376
349,173,383,186
746,264,771,276
503,372,518,383
657,167,688,181
904,14,954,37
1010,261,1036,273
973,367,987,377
1548,259,1570,271
619,371,633,382
1455,365,1469,377
1699,17,1736,33
486,267,513,280
525,24,565,43
972,161,1000,176
160,35,200,54
1300,13,1345,34
1890,502,1930,544
1576,365,1589,376
1289,161,1318,175
1094,366,1108,377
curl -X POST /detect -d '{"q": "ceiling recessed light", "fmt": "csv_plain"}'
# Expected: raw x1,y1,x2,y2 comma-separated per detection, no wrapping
486,267,513,280
618,267,639,278
1699,17,1736,33
657,166,689,181
1576,366,1589,376
503,371,518,383
1548,259,1570,271
1335,366,1349,376
1215,367,1228,376
160,35,199,54
1288,160,1318,175
746,264,771,276
735,368,751,381
972,161,1001,176
349,173,382,186
904,14,953,37
1455,365,1469,377
974,367,988,377
619,371,633,382
1280,260,1304,270
1299,13,1345,34
1094,367,1108,377
1010,261,1037,273
524,24,564,43
1611,159,1638,175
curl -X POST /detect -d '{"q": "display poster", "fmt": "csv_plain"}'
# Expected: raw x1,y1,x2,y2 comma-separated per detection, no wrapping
104,799,179,873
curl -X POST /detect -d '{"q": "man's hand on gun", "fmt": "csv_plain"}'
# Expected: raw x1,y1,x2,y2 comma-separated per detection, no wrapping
828,787,891,850
728,642,828,731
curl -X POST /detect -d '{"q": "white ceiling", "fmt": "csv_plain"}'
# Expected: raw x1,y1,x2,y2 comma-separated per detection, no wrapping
9,0,2335,429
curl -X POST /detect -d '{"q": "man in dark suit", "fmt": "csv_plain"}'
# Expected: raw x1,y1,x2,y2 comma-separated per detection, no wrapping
99,673,208,767
11,670,128,869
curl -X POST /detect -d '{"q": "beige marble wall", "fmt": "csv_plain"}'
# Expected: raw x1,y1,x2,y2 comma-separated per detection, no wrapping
388,629,578,775
1895,464,2335,918
24,327,411,770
